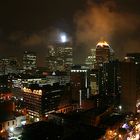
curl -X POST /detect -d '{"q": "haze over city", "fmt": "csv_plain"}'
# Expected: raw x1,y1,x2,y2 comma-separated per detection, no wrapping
0,0,140,66
1,0,140,140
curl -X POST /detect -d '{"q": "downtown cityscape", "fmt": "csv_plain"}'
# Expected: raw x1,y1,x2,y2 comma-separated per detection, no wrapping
0,0,140,140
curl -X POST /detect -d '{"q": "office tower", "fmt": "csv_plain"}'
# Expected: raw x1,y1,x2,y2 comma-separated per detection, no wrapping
120,62,140,113
96,41,114,67
46,47,57,72
91,60,121,107
46,42,73,72
63,47,73,70
0,57,19,75
89,69,99,96
85,49,96,69
70,66,90,106
55,46,67,71
99,61,120,96
23,51,37,70
22,83,71,121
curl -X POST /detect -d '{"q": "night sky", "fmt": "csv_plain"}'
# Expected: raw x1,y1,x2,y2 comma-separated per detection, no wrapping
0,0,140,66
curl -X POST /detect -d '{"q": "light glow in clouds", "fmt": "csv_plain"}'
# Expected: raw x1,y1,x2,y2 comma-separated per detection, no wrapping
60,33,67,43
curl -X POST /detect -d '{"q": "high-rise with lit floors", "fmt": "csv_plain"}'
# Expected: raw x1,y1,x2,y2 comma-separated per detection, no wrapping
46,46,57,72
93,41,120,107
46,42,73,72
85,49,96,69
23,51,37,70
96,41,114,67
0,57,19,75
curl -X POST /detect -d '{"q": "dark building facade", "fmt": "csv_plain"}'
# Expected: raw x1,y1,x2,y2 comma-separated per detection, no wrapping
125,53,140,64
93,60,121,107
22,83,71,121
120,62,140,113
99,61,120,96
70,66,90,108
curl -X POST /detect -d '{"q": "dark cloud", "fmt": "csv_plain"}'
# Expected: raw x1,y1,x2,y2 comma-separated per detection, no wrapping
4,28,71,66
21,34,45,47
74,0,140,62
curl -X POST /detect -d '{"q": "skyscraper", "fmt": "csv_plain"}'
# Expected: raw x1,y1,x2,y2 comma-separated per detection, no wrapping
70,66,89,106
23,51,37,70
120,62,140,113
46,47,57,72
96,41,114,67
85,49,96,69
0,57,19,75
46,42,73,72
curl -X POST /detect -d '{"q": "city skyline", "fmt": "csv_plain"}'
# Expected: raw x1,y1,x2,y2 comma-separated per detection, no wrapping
0,0,140,66
1,1,140,139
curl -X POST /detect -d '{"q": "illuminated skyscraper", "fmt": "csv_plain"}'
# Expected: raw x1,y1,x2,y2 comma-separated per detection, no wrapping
85,49,96,69
63,47,73,69
96,41,114,67
46,47,57,71
23,51,37,70
0,57,19,75
46,42,73,72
